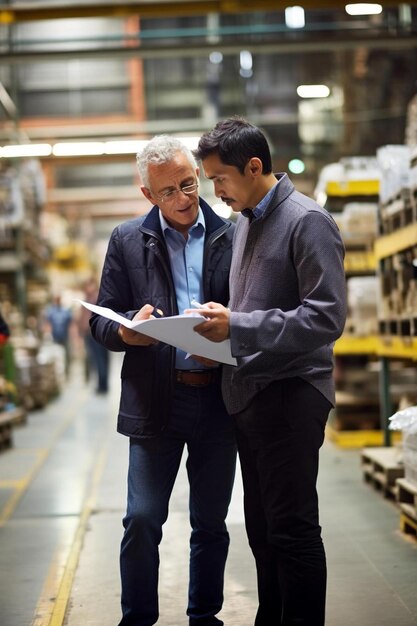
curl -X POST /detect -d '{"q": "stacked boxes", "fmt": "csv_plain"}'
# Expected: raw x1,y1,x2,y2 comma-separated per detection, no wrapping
403,430,417,486
390,407,417,488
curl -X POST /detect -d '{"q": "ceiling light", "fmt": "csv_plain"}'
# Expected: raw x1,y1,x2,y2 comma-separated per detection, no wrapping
0,143,52,158
104,140,148,154
345,3,383,15
175,136,201,150
52,142,105,156
288,159,305,174
297,84,330,98
239,50,253,78
0,137,203,159
209,51,223,64
240,50,253,71
285,6,305,29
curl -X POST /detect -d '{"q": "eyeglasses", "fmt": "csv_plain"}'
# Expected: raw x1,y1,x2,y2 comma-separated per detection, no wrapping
156,182,199,203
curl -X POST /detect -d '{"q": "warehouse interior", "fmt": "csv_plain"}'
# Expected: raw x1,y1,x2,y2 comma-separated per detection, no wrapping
1,1,417,625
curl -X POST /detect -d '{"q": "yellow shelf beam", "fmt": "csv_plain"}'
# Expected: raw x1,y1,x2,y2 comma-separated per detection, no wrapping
335,335,417,360
377,337,417,360
326,425,402,448
334,335,379,355
374,223,417,260
326,179,379,197
344,250,376,274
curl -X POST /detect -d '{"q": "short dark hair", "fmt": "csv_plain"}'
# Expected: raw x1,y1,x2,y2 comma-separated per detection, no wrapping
194,116,272,175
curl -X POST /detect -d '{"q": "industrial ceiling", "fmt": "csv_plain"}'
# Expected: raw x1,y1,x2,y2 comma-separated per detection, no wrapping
0,0,415,23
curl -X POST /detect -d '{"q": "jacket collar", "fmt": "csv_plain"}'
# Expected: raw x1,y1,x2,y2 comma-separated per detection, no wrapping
270,172,295,207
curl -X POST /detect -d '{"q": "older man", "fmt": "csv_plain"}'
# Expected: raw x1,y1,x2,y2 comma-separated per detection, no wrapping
91,135,237,626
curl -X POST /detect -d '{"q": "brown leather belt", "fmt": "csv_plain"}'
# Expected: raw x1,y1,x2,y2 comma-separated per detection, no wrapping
175,369,219,387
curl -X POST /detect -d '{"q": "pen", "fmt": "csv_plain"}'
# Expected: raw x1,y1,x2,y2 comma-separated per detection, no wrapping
190,299,204,308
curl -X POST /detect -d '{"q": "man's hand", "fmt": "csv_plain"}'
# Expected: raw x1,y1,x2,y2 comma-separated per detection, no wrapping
118,304,162,346
185,302,230,343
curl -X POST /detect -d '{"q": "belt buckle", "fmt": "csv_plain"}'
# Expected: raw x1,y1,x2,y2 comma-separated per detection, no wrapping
176,369,213,387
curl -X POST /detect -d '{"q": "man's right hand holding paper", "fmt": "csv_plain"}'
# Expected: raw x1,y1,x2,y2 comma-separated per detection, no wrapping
117,304,162,346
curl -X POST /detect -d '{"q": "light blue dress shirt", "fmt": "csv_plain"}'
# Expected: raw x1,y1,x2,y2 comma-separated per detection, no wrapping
160,207,205,369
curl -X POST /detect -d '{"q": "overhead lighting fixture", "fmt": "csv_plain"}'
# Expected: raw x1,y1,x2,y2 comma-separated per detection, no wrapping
52,142,105,156
288,159,306,174
240,50,253,78
297,84,330,98
0,143,52,158
285,6,305,29
175,136,201,150
209,51,223,64
104,140,148,154
0,137,202,159
345,3,383,15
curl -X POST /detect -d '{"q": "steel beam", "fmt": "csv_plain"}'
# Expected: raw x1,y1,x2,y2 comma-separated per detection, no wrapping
0,1,414,24
0,32,416,65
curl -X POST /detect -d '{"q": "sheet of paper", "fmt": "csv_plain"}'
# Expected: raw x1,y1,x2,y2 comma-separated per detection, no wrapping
78,300,237,366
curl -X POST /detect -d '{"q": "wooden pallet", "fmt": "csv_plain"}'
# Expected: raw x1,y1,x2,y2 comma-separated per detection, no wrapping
331,392,381,433
378,317,417,340
396,477,417,519
399,511,417,541
361,446,404,498
380,188,415,235
0,406,27,452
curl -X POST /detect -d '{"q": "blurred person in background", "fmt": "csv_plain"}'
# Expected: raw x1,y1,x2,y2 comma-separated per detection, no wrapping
0,306,14,407
44,295,73,377
0,307,10,344
78,276,109,394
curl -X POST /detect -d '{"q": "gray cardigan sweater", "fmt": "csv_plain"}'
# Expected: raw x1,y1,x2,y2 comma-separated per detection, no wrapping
222,173,347,415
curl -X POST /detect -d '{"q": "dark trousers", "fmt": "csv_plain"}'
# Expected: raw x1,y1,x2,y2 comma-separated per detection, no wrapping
233,377,331,626
118,381,237,626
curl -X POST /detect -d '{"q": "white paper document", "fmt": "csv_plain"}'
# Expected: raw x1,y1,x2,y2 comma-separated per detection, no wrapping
78,300,237,366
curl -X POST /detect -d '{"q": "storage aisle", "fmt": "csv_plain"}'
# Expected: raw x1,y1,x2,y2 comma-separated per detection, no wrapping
0,355,416,626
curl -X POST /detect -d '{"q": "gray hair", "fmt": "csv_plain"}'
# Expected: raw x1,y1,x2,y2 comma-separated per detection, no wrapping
136,135,197,188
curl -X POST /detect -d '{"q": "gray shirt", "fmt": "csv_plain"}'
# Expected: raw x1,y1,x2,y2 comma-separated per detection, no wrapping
222,173,347,415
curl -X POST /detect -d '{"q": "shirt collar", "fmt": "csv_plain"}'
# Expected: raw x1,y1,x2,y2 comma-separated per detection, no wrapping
242,180,279,222
159,205,205,235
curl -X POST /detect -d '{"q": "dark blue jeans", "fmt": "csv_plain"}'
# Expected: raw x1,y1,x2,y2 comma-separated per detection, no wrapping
234,378,331,626
85,333,109,392
118,381,237,626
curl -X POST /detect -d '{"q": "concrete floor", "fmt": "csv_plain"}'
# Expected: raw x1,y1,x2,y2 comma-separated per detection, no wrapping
0,354,416,626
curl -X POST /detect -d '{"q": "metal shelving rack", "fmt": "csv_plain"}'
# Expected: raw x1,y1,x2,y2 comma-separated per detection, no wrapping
324,173,383,447
333,147,417,447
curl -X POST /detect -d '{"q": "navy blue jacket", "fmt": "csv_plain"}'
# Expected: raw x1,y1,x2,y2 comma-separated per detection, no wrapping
90,198,234,438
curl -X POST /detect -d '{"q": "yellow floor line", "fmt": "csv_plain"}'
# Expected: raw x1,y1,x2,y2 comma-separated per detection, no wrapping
0,389,88,527
0,449,49,526
31,428,111,626
0,478,27,488
31,540,70,626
